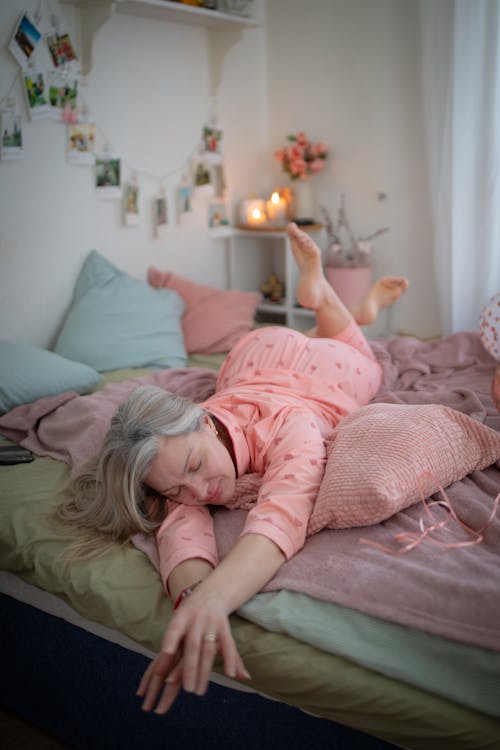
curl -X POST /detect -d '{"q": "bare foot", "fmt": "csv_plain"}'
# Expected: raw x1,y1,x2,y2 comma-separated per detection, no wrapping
286,222,329,309
352,276,409,326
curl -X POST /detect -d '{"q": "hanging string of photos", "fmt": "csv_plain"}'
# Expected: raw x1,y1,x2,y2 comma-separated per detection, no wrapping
0,0,228,233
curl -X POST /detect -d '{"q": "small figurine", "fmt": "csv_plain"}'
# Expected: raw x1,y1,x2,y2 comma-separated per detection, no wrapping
260,273,285,303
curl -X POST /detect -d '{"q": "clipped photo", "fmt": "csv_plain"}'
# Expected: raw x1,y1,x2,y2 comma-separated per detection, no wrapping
193,158,214,197
212,163,226,198
154,193,168,238
177,183,193,217
1,110,23,160
67,123,95,165
48,71,78,119
202,125,223,154
123,183,140,226
9,12,42,68
208,200,230,229
95,156,121,197
23,70,50,120
46,31,78,68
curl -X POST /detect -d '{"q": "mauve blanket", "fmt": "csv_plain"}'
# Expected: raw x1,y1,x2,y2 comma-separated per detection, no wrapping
1,332,499,650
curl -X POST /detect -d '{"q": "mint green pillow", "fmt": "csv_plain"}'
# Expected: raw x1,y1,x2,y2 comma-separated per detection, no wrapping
0,340,101,414
54,251,187,372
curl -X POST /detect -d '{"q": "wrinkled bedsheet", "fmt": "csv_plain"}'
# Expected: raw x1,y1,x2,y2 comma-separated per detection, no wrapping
1,332,499,651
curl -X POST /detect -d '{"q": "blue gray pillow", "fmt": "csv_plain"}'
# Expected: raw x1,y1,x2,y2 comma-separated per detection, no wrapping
0,340,101,414
54,251,187,372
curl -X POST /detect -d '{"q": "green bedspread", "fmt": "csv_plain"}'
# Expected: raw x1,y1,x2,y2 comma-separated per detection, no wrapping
1,449,499,750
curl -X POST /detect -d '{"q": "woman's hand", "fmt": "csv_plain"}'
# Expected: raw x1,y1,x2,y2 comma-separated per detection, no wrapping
137,650,183,714
139,533,285,713
137,598,250,714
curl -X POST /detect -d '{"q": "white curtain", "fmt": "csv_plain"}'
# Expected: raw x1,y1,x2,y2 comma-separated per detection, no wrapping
418,0,500,334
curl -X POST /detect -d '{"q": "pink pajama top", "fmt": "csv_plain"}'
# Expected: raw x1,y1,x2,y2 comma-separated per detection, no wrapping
156,323,382,591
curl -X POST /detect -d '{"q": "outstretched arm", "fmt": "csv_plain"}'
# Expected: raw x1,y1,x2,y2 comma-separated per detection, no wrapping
138,532,284,713
139,408,324,713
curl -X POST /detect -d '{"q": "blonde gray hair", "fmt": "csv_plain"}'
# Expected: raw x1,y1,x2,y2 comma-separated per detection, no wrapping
55,385,204,559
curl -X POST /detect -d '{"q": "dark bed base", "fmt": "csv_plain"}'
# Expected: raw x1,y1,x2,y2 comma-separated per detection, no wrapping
0,594,397,750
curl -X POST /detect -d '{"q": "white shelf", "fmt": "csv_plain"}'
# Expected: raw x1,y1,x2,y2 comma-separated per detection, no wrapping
227,226,323,330
62,0,258,74
62,0,257,29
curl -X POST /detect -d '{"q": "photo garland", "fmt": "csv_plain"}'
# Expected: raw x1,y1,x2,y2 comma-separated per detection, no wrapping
8,9,80,123
3,12,231,229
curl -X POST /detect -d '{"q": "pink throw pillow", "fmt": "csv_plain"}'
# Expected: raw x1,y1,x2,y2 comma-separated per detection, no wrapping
148,268,261,354
307,402,500,533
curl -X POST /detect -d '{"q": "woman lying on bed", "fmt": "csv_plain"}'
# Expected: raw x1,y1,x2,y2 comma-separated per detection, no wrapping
58,223,408,713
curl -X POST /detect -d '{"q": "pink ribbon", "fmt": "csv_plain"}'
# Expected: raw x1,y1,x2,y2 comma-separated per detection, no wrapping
360,471,500,556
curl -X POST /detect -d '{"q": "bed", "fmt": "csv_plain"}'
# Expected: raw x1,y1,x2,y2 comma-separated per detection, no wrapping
1,252,499,750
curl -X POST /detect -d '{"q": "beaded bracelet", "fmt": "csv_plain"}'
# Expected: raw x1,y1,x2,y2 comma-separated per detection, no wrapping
173,580,203,610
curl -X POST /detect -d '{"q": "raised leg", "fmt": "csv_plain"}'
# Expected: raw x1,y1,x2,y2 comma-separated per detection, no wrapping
286,223,409,334
351,276,409,326
286,222,353,338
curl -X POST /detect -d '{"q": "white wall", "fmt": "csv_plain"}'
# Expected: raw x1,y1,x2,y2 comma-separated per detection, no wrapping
0,0,268,348
0,0,440,349
265,0,439,338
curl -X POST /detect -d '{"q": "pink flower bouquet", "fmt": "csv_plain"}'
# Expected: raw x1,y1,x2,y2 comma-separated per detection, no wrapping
274,131,328,180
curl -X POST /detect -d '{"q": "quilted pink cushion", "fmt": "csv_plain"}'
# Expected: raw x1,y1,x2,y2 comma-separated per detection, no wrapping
307,402,500,533
148,268,261,354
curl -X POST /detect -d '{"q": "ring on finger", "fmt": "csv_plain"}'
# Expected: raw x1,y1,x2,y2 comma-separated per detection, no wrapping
203,633,217,643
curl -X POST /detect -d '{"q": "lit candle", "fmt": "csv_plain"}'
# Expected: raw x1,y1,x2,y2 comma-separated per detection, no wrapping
240,198,268,226
265,190,288,226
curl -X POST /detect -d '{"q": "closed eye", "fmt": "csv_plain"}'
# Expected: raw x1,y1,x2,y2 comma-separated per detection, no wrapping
162,486,180,500
159,457,201,500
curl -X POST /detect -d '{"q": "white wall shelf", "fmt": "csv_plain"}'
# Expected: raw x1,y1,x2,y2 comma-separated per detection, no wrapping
63,0,257,27
226,227,324,330
62,0,258,74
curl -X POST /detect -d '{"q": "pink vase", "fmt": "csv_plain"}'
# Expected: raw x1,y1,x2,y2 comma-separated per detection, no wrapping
325,266,372,308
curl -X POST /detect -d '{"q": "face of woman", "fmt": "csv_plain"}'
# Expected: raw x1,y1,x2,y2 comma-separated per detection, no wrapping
145,416,236,506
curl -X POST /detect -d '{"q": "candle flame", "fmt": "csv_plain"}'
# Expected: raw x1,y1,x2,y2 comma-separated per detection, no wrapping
252,208,262,220
271,192,280,204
